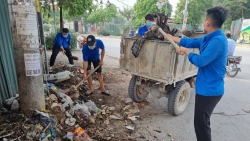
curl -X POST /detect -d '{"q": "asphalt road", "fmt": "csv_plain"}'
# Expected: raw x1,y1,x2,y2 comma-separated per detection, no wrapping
97,37,121,58
136,46,250,141
100,37,250,141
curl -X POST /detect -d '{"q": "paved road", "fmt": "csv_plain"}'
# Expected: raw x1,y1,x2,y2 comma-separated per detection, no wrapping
100,38,250,141
98,37,121,58
135,46,250,141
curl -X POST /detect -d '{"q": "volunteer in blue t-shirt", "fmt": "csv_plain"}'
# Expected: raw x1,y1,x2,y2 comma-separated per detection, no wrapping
49,28,73,69
138,14,155,37
165,6,228,141
82,35,110,96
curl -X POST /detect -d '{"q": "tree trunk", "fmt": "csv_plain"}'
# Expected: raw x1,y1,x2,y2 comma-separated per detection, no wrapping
52,0,56,32
60,6,63,30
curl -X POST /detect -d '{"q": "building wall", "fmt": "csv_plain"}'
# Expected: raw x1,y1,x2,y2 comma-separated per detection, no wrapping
0,0,19,105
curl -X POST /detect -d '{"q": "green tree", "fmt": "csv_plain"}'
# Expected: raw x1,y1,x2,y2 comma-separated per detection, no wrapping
213,0,250,30
42,0,93,30
133,0,172,28
119,7,135,27
174,0,213,28
87,4,117,28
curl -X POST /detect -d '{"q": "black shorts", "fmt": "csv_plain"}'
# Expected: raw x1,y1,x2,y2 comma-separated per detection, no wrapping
87,60,102,73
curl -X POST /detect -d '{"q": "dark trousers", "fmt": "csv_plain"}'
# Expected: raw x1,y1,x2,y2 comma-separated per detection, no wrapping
49,46,73,66
194,94,222,141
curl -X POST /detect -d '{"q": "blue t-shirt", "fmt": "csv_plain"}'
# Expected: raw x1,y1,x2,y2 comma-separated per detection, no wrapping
54,32,71,48
138,25,148,36
180,30,228,96
82,39,104,61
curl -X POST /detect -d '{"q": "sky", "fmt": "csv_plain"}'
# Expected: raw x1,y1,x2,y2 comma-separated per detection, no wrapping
101,0,180,17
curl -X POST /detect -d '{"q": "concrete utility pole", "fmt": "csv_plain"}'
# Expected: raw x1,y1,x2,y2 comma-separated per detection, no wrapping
182,0,189,31
10,0,45,110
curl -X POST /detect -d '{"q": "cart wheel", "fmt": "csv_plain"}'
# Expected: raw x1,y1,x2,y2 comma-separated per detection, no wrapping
128,76,149,102
168,80,191,116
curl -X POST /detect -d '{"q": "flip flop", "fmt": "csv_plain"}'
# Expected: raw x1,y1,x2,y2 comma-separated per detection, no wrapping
101,91,111,96
85,90,94,96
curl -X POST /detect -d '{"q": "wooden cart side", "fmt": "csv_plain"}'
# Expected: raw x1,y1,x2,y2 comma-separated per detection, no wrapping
173,48,199,83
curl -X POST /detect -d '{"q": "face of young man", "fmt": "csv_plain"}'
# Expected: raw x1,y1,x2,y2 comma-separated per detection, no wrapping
62,32,68,38
203,16,212,34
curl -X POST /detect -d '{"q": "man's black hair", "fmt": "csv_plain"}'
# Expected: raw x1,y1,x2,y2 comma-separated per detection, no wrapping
206,6,228,28
62,28,69,33
226,33,231,38
145,14,154,21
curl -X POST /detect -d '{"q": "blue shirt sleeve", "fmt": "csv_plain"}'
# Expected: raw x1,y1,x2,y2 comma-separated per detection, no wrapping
55,33,63,47
82,45,88,61
99,40,105,50
138,26,147,36
188,38,223,67
180,37,202,48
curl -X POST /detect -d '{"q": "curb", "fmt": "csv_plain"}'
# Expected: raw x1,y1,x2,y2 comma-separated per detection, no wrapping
105,54,120,60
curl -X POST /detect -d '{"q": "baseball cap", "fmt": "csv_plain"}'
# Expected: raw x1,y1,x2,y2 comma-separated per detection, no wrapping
86,35,96,46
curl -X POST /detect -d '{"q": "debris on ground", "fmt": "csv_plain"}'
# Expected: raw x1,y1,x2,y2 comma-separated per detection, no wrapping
0,64,143,140
242,108,250,113
126,126,135,130
168,132,172,137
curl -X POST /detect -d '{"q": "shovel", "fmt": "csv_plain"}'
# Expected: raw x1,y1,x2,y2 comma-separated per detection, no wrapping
70,65,101,99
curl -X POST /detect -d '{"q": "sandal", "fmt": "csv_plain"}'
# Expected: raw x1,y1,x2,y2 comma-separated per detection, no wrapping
85,90,94,96
101,91,111,96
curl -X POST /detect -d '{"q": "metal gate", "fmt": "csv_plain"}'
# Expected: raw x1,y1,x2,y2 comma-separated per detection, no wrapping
0,0,18,105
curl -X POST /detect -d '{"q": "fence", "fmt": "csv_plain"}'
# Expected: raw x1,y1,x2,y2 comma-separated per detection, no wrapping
104,23,130,36
230,18,242,41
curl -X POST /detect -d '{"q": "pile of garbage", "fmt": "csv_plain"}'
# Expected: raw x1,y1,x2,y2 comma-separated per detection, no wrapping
0,69,147,140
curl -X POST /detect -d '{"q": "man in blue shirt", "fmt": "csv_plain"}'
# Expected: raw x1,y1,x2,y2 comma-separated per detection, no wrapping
138,14,155,36
165,6,228,141
50,28,73,69
82,35,110,96
226,33,236,56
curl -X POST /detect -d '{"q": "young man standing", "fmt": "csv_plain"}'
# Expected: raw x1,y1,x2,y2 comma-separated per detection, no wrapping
50,28,73,69
226,33,236,56
138,14,155,36
82,35,110,96
164,6,228,141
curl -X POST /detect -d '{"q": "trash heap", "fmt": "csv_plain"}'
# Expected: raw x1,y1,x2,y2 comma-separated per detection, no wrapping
0,66,148,141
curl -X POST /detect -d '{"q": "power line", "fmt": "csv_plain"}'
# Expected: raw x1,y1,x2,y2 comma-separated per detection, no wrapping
117,0,132,8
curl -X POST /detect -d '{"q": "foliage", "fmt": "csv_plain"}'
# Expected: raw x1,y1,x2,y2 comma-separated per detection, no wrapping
43,24,50,31
45,32,57,50
174,0,213,28
70,33,77,49
119,7,135,26
173,0,250,30
87,4,117,28
97,29,110,36
42,0,93,17
45,32,77,50
133,0,172,28
213,0,250,30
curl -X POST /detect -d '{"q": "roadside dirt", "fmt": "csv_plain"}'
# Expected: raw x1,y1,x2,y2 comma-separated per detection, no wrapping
45,50,142,140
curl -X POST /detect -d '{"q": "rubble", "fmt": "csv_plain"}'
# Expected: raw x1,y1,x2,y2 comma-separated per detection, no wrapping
0,64,142,140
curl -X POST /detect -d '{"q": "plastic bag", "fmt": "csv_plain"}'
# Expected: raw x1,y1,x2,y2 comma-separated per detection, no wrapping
70,103,91,119
85,100,97,112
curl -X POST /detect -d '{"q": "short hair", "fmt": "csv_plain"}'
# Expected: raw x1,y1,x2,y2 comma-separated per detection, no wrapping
206,6,228,28
226,33,231,38
62,28,69,33
145,14,154,21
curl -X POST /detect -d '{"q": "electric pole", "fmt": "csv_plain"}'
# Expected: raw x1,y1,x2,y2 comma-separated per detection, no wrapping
10,1,45,110
182,0,189,31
